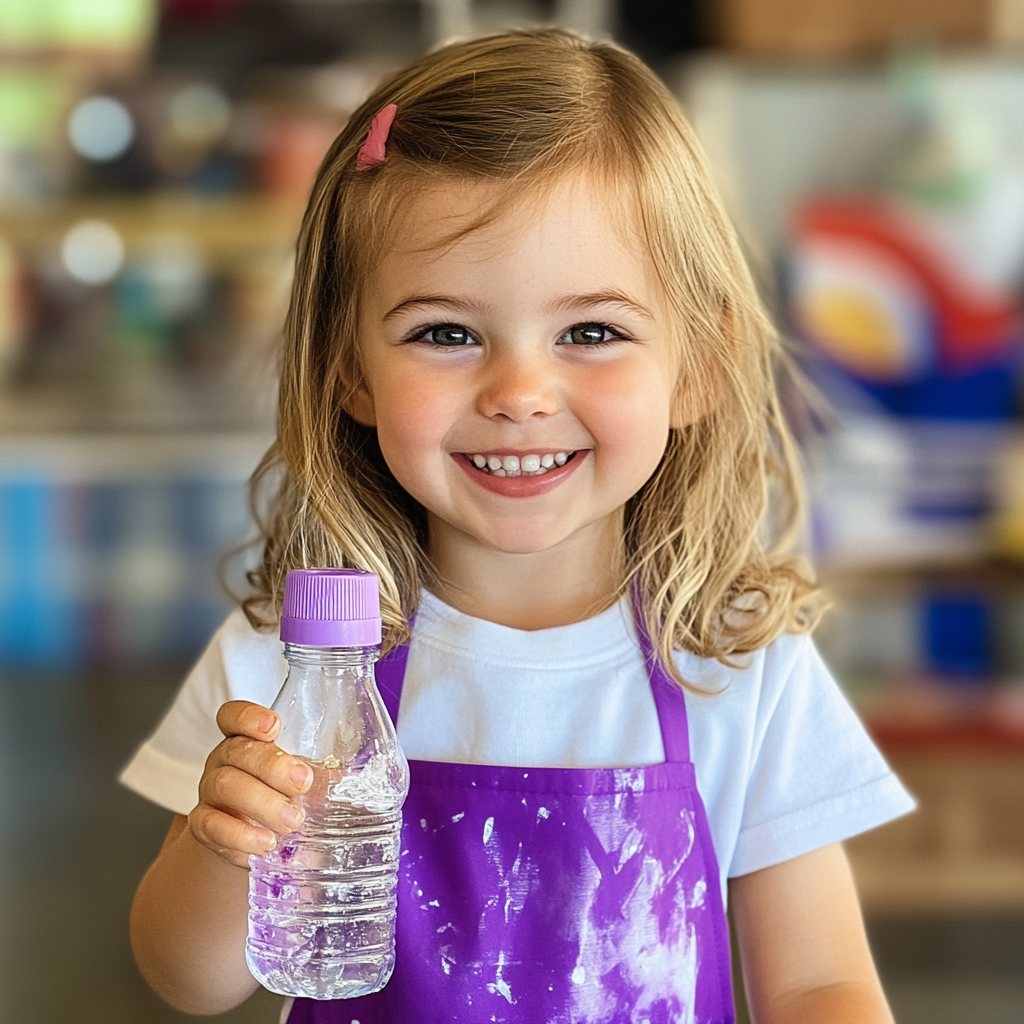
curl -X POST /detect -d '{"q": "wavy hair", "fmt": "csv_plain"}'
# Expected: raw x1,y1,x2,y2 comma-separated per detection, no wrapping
243,28,822,681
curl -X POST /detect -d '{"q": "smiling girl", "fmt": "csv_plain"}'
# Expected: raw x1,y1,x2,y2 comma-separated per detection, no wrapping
123,29,912,1024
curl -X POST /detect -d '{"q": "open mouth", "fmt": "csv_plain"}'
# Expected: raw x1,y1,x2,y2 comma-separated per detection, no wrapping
464,451,578,478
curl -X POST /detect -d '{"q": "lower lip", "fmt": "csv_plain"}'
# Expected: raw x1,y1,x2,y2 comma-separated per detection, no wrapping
452,452,587,497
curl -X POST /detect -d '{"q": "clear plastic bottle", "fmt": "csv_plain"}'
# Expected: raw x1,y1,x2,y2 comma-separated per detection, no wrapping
246,569,410,1000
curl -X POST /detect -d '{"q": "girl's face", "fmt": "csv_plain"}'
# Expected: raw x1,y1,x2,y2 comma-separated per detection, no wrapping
351,174,686,569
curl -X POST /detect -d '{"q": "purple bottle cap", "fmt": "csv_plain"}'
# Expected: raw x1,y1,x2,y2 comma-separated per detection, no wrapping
280,568,382,647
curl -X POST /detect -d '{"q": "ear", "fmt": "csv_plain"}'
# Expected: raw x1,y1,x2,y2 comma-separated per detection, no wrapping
342,380,377,427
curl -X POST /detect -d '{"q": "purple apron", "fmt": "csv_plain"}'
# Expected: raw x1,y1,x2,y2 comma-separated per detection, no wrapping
287,614,735,1023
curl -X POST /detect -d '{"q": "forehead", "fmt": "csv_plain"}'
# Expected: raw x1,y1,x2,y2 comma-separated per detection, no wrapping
379,172,651,277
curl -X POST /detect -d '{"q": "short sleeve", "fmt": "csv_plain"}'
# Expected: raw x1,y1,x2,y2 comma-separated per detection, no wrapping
118,609,286,815
727,633,915,877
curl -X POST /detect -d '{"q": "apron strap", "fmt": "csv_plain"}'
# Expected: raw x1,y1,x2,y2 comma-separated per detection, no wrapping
631,586,692,765
376,637,410,726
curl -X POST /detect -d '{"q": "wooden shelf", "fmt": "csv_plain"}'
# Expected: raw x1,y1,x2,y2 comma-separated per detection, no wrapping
820,557,1024,594
0,369,277,434
847,748,1024,914
852,854,1024,913
0,428,273,483
860,685,1024,752
0,193,304,266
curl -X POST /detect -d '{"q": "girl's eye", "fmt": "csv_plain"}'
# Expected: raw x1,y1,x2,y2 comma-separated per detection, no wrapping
561,323,622,346
415,324,475,347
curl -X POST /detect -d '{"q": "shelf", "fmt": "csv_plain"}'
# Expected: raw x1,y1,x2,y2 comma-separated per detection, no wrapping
0,339,281,434
0,428,273,482
859,684,1024,752
852,853,1024,914
820,558,1024,593
847,747,1024,913
0,193,304,266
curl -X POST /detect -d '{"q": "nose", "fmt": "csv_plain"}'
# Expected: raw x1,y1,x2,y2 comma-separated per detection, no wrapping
476,350,559,423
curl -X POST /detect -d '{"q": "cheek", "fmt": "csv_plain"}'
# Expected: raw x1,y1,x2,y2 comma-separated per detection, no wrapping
371,377,456,488
584,365,673,458
374,371,442,441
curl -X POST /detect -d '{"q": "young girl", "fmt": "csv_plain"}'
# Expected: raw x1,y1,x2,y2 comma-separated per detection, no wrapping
123,29,912,1024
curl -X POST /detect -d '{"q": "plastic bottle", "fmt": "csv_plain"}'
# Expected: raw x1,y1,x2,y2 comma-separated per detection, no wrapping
246,568,410,1000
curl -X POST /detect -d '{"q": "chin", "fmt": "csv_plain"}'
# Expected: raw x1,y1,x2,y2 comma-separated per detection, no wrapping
471,524,573,556
480,534,563,556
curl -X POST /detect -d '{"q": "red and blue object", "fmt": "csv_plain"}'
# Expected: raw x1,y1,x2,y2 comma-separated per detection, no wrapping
789,197,1021,420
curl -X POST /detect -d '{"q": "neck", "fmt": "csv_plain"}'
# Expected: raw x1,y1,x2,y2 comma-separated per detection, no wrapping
426,514,625,630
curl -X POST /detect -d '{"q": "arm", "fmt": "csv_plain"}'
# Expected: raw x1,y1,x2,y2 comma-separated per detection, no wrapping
129,701,313,1015
729,842,894,1024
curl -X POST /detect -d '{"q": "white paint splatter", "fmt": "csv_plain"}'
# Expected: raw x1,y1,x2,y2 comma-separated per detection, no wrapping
485,950,515,1004
568,799,700,1023
615,767,646,795
419,818,428,831
482,816,494,844
451,812,465,823
429,899,440,907
688,878,706,909
440,946,455,975
571,965,587,985
537,806,550,820
498,843,534,924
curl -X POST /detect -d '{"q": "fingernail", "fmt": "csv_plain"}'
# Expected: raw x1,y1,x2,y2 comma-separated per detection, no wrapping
257,829,276,851
259,713,276,734
281,803,304,830
290,762,313,789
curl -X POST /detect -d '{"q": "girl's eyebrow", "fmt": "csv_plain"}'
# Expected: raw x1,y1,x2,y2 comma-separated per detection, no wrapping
381,295,483,323
549,291,655,321
381,290,654,323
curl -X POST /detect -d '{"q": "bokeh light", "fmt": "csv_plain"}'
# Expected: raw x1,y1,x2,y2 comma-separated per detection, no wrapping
61,219,125,284
169,82,230,145
67,95,135,162
134,233,207,317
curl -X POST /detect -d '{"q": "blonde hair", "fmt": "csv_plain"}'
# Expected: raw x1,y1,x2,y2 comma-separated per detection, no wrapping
244,28,822,681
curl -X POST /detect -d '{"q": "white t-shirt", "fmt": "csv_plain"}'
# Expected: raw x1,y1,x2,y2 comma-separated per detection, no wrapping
120,590,913,904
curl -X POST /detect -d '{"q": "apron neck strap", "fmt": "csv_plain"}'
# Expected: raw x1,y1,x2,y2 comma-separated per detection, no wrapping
630,585,691,764
375,596,692,765
376,629,411,726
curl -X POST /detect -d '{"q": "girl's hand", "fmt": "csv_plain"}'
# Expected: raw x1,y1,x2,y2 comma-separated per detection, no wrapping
187,700,314,868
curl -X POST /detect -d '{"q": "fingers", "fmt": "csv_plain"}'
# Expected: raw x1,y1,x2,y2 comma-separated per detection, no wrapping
188,801,278,862
199,754,308,835
190,700,316,866
216,700,281,743
209,700,314,824
205,732,313,804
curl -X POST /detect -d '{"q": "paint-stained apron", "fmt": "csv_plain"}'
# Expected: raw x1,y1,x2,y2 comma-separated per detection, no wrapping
286,612,735,1024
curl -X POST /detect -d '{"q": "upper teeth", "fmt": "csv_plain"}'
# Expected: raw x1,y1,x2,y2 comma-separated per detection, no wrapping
470,452,571,476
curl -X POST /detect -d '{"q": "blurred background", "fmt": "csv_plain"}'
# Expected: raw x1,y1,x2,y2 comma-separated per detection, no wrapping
2,0,1024,1021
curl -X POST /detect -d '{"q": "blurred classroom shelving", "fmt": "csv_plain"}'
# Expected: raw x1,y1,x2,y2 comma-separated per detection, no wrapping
679,50,1024,936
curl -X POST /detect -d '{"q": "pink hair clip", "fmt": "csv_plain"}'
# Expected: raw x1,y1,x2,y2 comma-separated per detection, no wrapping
356,103,398,171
